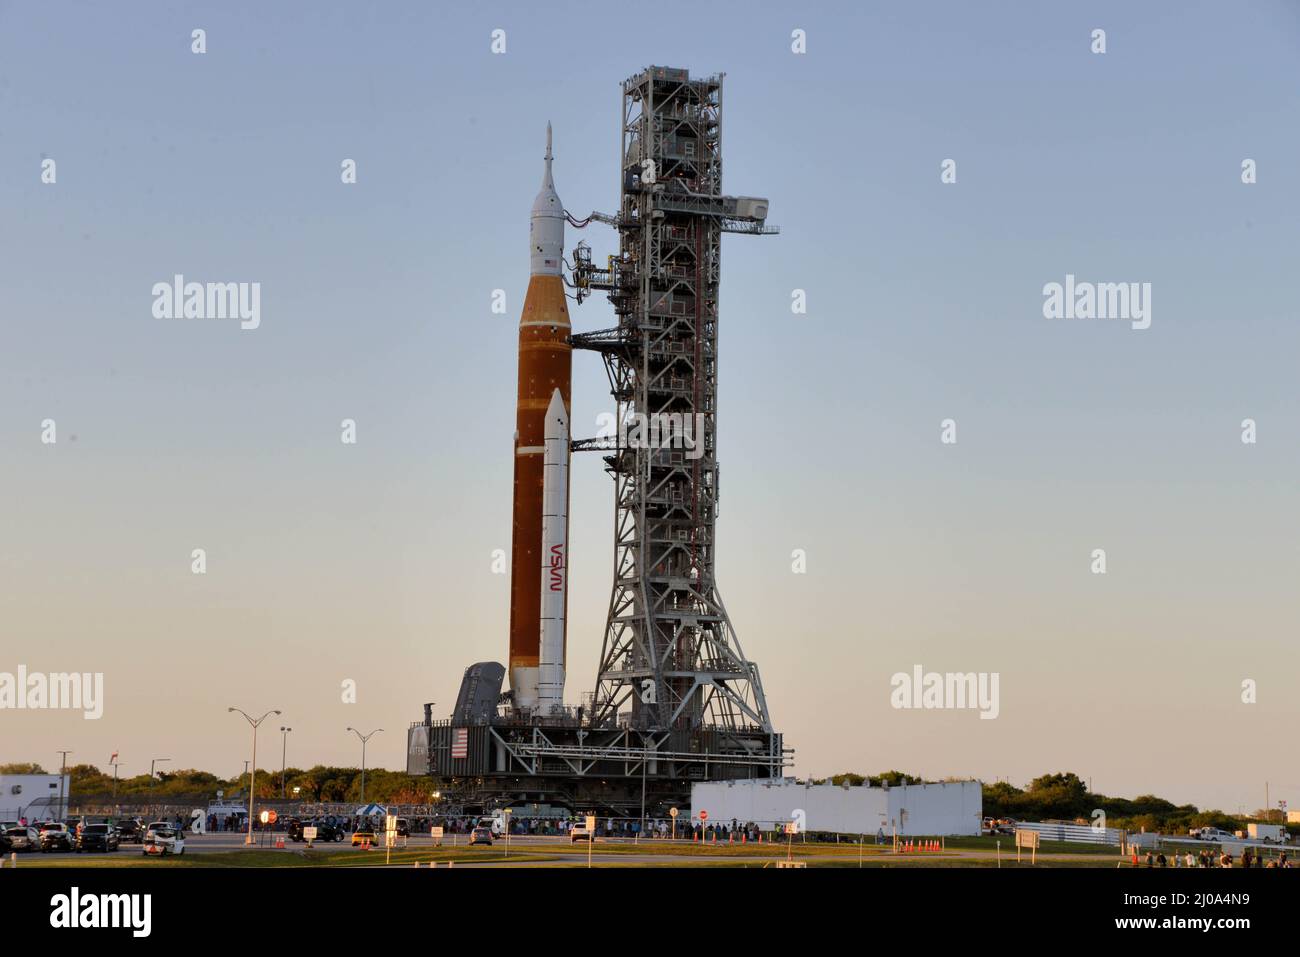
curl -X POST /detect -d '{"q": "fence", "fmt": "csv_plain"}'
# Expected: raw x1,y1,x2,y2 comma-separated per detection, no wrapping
1014,821,1124,846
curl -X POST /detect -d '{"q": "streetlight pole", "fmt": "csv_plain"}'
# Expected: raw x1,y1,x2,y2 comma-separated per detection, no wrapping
229,707,282,846
346,727,383,803
149,758,170,812
279,726,292,798
56,750,72,820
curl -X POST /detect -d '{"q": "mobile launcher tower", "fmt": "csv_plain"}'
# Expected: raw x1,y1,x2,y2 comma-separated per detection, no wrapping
408,67,788,818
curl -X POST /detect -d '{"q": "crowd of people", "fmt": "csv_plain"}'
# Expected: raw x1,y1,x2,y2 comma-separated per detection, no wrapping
1142,848,1290,868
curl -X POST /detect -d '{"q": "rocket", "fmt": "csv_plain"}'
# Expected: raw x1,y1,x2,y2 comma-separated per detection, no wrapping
509,124,571,713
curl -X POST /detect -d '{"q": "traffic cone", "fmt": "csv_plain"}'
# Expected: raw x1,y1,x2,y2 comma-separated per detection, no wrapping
742,833,747,844
693,831,698,843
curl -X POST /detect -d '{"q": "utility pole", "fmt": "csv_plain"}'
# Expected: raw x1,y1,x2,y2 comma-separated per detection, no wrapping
279,726,292,798
346,727,383,803
56,750,72,819
229,707,282,846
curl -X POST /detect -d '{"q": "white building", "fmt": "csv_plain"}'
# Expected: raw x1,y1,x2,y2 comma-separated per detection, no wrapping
691,778,982,836
1,774,71,822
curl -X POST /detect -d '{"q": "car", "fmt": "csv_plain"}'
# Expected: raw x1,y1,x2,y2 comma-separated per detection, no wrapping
142,822,185,856
76,824,120,853
4,826,40,851
351,829,378,847
115,820,144,843
569,825,594,843
39,822,74,852
394,818,411,837
287,818,345,843
469,826,494,846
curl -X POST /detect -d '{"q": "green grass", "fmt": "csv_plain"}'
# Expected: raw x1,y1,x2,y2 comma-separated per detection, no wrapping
8,834,1124,868
10,846,564,868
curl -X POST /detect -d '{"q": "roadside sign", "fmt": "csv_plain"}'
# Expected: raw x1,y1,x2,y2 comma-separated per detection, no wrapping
303,826,318,841
1015,828,1040,864
585,814,596,832
784,821,798,835
431,826,444,846
699,810,708,822
669,807,678,818
385,832,396,848
386,814,397,833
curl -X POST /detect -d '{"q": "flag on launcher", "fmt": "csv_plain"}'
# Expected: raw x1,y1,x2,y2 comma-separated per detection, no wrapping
451,729,468,760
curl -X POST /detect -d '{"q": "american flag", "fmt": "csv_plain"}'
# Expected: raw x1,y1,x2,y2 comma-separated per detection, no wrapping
451,729,468,759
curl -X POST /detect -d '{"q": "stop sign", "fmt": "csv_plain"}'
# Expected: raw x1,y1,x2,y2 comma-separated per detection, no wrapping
267,810,277,824
699,810,708,821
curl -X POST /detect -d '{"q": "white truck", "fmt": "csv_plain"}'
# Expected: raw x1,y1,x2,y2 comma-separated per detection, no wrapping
1246,823,1286,844
1191,827,1238,842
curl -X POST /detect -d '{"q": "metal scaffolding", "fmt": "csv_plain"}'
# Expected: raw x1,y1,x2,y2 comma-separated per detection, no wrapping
571,66,778,736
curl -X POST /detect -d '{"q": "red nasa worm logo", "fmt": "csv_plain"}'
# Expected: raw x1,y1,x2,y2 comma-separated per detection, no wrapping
549,544,564,591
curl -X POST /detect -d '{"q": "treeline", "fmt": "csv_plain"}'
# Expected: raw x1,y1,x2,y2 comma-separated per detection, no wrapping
6,761,1287,833
0,762,437,806
812,771,1290,834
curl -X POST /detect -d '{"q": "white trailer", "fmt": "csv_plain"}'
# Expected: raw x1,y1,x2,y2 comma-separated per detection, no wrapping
1247,823,1285,844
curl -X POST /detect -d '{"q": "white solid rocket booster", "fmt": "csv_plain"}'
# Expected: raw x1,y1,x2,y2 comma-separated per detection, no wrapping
537,387,569,713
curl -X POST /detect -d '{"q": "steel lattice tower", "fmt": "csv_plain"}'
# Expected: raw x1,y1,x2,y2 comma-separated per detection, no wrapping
571,67,778,735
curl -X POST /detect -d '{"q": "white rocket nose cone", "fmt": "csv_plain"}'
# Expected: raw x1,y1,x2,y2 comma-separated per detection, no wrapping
545,388,568,433
531,124,564,275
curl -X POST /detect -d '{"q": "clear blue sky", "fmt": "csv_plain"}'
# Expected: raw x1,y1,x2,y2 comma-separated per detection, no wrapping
2,1,1298,814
